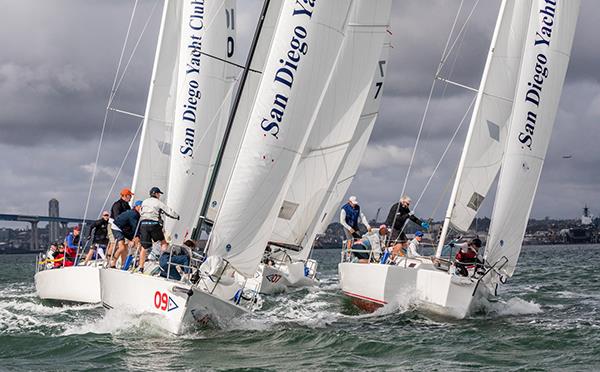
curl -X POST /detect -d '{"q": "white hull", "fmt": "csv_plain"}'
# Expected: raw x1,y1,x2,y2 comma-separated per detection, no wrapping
35,265,101,303
249,261,318,295
338,258,433,310
99,269,248,334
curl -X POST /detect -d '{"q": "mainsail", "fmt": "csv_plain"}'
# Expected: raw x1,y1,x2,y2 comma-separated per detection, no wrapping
312,35,392,247
208,0,353,277
444,0,533,234
164,0,237,244
485,0,580,276
131,0,182,197
270,0,393,258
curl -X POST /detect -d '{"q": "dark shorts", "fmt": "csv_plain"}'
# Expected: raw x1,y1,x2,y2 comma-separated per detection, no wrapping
351,243,370,260
112,228,126,243
139,221,164,249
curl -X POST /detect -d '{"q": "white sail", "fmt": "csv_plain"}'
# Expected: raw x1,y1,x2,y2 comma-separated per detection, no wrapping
485,0,580,276
203,0,284,224
312,36,392,244
270,1,392,259
209,0,353,277
132,0,181,198
447,0,533,233
164,0,237,244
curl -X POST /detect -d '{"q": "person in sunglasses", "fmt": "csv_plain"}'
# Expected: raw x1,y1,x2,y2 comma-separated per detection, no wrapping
84,211,110,265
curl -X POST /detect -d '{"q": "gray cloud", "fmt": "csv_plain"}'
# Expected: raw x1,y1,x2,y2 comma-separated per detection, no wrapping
0,0,598,226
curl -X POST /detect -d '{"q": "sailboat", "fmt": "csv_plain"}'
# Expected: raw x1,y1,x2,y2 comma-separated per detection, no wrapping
99,0,356,334
417,0,580,318
249,0,393,294
339,0,580,317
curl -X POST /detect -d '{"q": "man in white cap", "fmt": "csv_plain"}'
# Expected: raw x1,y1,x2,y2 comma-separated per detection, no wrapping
340,195,371,240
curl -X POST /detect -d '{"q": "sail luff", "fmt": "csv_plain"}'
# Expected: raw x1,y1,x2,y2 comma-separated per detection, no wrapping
435,0,510,257
485,0,580,276
132,0,180,197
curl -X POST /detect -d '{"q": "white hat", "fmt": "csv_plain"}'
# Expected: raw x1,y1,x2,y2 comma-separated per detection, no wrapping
349,196,358,204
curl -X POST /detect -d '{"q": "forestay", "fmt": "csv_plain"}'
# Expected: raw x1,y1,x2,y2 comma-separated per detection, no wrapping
446,0,533,233
485,0,580,276
132,0,181,197
312,35,392,244
164,0,237,244
270,0,392,259
209,0,353,277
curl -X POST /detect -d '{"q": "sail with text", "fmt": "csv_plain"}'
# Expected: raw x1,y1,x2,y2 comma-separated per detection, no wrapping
313,35,392,243
208,0,354,277
163,0,237,244
201,0,284,224
270,0,392,259
485,0,580,276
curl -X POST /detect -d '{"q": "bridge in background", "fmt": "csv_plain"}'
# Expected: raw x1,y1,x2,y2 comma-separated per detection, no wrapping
0,214,94,251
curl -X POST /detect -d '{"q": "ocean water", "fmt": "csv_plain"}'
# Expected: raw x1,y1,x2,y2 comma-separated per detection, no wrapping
1,245,599,371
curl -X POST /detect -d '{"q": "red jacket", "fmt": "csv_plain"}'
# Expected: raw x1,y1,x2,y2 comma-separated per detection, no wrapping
455,248,477,264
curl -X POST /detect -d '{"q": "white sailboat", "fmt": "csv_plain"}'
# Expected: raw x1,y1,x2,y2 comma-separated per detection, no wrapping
100,0,355,334
250,0,393,294
417,0,581,319
338,0,580,316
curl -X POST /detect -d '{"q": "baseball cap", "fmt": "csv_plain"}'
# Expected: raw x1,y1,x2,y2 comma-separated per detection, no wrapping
134,200,143,207
415,230,424,237
73,225,81,232
379,224,387,230
120,187,134,196
349,196,358,204
149,187,164,195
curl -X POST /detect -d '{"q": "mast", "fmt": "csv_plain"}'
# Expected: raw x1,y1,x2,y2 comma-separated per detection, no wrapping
191,0,271,240
435,0,509,257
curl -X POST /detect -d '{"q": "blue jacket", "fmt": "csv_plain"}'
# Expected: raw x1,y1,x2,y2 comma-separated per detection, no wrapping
114,209,140,240
342,203,360,229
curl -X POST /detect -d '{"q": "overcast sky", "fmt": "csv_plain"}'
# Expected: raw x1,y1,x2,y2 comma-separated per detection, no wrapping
0,0,598,227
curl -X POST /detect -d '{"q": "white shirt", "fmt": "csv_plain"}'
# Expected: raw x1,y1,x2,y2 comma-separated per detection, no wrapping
407,238,422,258
140,197,179,222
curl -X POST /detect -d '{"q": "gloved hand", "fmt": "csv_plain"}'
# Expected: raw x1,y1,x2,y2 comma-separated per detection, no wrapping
421,221,430,230
349,228,355,234
449,242,455,248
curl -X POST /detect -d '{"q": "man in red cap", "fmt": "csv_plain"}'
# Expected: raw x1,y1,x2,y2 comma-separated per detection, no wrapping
63,225,81,267
107,188,134,258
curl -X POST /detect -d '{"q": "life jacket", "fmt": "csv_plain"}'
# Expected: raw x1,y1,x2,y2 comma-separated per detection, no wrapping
342,203,360,229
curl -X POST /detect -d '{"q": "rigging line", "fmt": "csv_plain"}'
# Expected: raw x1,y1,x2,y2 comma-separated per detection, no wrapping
80,0,140,232
413,95,477,211
112,0,161,102
439,0,481,70
390,0,469,235
99,118,145,215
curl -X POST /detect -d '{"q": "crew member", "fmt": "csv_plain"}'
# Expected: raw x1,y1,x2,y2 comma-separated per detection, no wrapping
407,230,424,258
452,238,483,276
63,225,81,267
110,201,142,268
160,239,194,281
107,188,134,258
138,187,179,273
340,196,371,240
84,211,110,265
385,196,429,242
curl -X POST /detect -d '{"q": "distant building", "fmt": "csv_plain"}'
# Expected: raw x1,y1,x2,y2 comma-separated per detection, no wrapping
49,199,60,242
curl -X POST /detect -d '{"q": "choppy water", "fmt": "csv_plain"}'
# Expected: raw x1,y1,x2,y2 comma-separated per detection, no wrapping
1,245,599,371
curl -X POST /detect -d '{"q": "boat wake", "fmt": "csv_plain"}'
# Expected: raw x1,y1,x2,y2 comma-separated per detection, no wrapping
474,296,542,317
